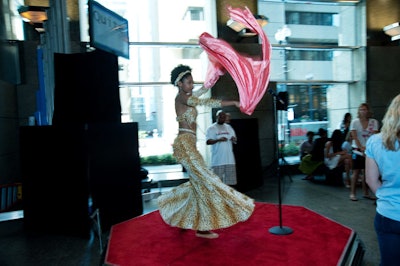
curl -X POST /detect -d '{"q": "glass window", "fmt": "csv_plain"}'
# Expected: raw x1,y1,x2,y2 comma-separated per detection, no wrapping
264,0,363,85
120,84,177,157
184,7,204,21
280,84,329,145
286,50,333,61
76,0,364,160
286,11,337,26
118,45,206,84
4,0,25,40
117,44,210,158
77,0,214,160
287,85,328,122
80,0,212,43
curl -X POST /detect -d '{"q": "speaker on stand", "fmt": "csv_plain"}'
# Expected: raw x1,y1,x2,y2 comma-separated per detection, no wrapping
267,88,293,235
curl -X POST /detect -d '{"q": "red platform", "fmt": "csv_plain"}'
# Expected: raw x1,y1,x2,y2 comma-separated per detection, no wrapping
105,202,364,266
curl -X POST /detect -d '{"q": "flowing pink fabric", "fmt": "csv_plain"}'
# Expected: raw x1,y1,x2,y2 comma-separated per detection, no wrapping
199,6,271,115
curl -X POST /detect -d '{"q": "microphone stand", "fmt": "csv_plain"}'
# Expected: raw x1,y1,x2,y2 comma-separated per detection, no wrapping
267,88,293,235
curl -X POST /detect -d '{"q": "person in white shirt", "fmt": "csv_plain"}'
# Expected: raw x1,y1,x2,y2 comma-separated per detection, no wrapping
206,110,237,186
349,103,379,201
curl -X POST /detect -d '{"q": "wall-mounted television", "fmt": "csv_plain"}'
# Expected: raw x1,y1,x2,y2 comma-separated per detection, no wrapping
88,0,129,59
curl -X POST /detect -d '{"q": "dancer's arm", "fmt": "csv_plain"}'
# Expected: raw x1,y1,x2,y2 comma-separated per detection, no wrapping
222,100,240,108
192,86,209,97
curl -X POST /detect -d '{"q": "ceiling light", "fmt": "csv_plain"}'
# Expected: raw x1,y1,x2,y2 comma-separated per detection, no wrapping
255,15,269,27
227,14,269,37
18,6,48,24
383,22,400,41
227,19,246,32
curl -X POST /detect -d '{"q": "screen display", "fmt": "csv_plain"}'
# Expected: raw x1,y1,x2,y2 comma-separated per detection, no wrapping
88,0,129,59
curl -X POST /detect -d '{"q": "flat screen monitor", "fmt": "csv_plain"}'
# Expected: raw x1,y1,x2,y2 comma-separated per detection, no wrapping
88,0,129,59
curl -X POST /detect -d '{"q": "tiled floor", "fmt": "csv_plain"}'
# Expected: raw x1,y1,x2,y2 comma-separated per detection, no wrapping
0,163,379,266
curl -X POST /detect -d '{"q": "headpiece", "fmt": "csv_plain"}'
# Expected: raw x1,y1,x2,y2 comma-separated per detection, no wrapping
174,70,191,86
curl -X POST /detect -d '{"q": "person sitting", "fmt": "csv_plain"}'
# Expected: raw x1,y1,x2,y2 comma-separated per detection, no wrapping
299,131,315,160
341,131,353,188
324,129,352,186
299,128,328,180
338,112,352,142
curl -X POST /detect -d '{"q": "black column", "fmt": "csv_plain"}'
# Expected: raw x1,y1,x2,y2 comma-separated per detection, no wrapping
230,118,263,192
20,125,90,236
52,49,121,125
88,123,143,230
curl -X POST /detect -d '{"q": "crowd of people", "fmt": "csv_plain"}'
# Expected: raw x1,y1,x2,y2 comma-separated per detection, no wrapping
297,98,400,266
298,105,380,200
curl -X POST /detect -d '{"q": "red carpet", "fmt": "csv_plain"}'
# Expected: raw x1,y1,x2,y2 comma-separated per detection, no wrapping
105,202,353,266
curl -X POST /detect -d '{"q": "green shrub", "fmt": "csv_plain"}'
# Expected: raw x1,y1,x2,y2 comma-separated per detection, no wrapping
283,143,299,156
140,154,177,165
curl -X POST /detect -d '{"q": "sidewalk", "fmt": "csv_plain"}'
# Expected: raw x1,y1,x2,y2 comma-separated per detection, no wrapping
280,155,300,165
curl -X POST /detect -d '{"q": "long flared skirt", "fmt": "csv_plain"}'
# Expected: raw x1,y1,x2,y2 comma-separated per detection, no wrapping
157,133,255,231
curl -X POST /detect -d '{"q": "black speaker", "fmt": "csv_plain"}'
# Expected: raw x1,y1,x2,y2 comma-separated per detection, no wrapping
52,49,121,125
276,91,288,111
20,122,143,234
20,125,91,236
88,122,143,230
229,119,263,192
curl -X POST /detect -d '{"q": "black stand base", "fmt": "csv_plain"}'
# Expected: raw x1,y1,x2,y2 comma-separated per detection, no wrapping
269,226,294,235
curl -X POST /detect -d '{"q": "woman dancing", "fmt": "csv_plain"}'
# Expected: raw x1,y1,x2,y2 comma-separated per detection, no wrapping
157,64,255,239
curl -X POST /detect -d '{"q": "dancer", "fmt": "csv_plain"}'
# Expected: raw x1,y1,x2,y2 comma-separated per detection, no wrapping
365,94,400,266
157,64,255,239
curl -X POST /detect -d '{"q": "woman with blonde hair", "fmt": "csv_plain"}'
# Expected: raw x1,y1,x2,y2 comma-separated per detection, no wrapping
366,94,400,266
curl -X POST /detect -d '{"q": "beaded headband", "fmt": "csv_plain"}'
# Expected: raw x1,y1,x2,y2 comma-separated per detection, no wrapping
174,70,191,86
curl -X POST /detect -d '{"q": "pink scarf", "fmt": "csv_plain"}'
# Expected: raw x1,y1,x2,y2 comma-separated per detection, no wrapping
199,6,272,115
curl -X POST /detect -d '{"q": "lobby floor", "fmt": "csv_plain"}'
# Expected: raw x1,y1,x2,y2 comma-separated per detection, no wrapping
0,163,379,266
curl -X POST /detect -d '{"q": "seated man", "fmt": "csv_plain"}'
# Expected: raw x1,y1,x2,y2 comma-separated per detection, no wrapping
299,131,315,160
299,128,328,180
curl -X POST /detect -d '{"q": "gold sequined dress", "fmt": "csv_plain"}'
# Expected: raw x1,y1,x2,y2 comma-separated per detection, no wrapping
157,92,255,231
